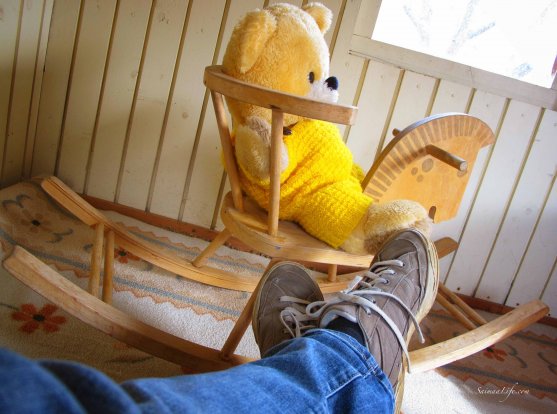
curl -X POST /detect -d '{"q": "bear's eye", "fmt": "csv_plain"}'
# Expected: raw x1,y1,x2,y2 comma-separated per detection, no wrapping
308,72,315,84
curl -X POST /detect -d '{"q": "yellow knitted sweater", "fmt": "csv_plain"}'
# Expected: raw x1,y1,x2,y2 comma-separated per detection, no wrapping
237,120,372,248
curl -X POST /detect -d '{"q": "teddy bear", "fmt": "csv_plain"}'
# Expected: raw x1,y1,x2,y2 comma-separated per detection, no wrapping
221,2,430,255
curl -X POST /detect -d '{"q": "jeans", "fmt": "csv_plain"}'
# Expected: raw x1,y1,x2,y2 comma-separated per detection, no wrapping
0,329,394,414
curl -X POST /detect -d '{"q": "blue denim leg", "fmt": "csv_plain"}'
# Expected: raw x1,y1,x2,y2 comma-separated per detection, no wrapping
0,329,394,414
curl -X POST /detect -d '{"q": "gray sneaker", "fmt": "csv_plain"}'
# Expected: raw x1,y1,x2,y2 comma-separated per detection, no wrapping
252,262,324,357
306,229,439,392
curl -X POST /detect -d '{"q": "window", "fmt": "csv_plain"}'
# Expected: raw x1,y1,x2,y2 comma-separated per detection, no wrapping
371,0,557,88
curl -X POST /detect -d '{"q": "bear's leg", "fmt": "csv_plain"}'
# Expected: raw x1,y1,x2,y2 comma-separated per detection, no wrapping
342,200,432,255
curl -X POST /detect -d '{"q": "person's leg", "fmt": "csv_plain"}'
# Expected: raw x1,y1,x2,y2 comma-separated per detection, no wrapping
0,347,139,414
0,263,393,414
122,329,393,413
0,330,391,414
123,262,394,413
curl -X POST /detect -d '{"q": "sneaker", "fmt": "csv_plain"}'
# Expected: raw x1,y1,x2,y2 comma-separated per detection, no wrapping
252,261,324,357
306,229,439,398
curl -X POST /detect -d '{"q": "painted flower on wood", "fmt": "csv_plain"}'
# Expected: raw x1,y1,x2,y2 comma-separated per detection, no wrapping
483,346,508,362
12,303,67,333
20,211,52,234
114,247,140,264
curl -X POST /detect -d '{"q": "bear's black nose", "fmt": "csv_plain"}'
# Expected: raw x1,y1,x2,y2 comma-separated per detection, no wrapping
325,76,338,91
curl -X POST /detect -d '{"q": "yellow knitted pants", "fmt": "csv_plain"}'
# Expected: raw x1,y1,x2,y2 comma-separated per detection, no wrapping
237,120,372,248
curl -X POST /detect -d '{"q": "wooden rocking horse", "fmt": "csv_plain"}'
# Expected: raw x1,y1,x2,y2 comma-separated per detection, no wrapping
3,65,548,376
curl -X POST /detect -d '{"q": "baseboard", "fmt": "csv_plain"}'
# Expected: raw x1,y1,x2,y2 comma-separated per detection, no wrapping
83,195,556,328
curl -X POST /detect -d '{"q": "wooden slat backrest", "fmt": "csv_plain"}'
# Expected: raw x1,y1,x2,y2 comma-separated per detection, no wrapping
203,65,358,236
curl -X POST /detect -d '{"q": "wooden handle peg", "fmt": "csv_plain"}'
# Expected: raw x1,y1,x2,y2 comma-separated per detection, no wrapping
426,145,468,172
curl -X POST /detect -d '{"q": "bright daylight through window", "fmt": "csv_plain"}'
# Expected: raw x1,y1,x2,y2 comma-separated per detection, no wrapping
372,0,557,88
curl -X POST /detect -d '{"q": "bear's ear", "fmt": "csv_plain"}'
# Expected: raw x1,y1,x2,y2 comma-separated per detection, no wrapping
302,2,332,34
235,10,277,74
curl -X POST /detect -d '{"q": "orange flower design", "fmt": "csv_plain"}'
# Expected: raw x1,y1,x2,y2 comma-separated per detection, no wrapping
483,346,507,362
12,303,66,333
19,211,52,234
114,247,140,264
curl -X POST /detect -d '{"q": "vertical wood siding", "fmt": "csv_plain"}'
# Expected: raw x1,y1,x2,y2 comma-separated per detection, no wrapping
2,0,556,315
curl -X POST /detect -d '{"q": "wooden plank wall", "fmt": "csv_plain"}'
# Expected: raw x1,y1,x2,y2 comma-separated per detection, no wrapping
1,0,556,315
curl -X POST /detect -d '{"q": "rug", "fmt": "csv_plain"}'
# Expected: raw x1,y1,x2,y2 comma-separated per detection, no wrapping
0,180,555,413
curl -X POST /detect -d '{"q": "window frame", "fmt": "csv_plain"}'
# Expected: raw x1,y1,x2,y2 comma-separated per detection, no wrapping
350,0,557,111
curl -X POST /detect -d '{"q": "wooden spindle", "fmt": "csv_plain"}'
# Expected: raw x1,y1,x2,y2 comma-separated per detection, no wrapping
89,223,104,297
268,110,284,237
211,91,244,211
193,229,231,268
436,291,478,330
327,264,338,282
102,230,114,304
220,260,279,360
439,283,487,326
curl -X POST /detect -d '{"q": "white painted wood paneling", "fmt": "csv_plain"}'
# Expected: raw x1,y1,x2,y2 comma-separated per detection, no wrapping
0,0,22,183
318,0,343,49
2,0,44,187
56,0,117,191
346,60,401,173
476,109,556,303
328,0,364,139
85,0,152,201
149,0,228,220
382,71,437,149
30,0,80,177
23,0,53,179
506,176,557,307
541,261,557,317
446,101,541,295
428,80,471,116
183,0,280,227
116,0,189,209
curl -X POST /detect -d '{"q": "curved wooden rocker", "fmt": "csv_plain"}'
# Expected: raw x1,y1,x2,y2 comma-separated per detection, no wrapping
4,246,251,372
3,246,548,374
40,176,355,294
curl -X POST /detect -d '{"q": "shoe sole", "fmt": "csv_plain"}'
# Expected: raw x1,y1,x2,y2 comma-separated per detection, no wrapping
393,230,439,413
251,261,320,350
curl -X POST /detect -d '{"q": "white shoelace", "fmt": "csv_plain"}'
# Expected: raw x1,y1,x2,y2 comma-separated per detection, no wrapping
281,260,425,372
279,296,320,338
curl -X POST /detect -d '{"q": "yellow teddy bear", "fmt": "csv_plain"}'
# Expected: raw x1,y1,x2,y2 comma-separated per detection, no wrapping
222,2,430,254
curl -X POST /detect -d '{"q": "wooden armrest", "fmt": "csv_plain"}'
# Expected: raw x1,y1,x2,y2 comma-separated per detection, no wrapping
409,299,548,372
204,65,358,125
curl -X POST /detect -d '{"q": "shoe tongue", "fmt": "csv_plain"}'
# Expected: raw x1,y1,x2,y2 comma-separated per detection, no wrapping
320,306,358,328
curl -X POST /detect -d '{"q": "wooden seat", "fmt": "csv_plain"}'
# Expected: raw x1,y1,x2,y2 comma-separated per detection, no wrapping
220,193,371,268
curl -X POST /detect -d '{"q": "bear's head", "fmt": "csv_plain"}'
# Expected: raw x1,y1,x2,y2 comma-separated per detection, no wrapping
222,2,338,128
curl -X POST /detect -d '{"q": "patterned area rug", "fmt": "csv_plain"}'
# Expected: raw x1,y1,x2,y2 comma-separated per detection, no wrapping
0,180,555,413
